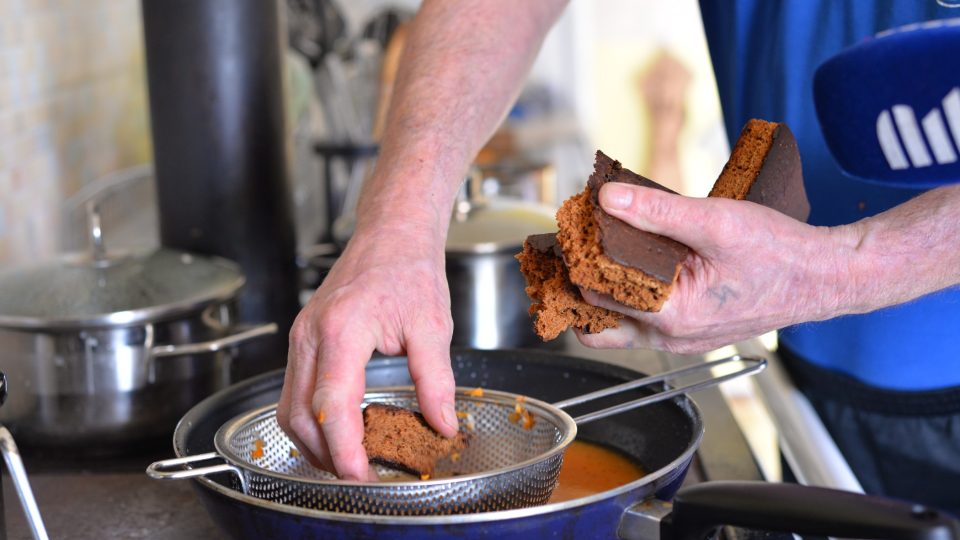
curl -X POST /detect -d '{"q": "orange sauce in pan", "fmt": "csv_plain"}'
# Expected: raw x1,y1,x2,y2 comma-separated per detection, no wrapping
548,440,646,503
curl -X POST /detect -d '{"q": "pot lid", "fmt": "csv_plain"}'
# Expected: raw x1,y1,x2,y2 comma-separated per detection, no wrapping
445,199,557,254
0,247,245,329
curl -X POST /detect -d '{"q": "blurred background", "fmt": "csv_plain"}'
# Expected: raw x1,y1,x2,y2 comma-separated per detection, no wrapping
0,3,790,521
0,0,729,265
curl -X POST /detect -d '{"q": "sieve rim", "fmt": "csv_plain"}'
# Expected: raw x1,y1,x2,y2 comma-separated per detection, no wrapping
212,386,578,488
191,398,704,525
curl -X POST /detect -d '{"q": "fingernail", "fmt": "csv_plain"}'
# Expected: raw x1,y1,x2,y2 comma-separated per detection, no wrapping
601,183,633,211
441,401,458,432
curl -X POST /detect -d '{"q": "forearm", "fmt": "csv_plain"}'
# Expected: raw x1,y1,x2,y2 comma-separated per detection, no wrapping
833,184,960,316
354,0,567,239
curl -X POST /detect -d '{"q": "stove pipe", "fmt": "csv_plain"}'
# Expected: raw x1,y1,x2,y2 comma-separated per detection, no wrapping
141,0,299,379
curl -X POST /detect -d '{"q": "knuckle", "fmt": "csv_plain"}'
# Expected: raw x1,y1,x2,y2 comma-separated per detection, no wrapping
286,409,318,438
288,318,311,346
430,311,454,337
411,365,454,393
276,407,291,431
638,190,672,223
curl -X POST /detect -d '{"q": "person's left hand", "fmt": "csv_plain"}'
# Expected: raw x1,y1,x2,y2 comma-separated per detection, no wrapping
576,182,858,353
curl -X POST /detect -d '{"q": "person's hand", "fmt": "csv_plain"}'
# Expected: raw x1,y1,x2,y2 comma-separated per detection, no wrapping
277,223,459,480
577,182,857,353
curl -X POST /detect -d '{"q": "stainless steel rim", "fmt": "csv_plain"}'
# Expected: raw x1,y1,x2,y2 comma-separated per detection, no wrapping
212,387,578,489
0,255,245,330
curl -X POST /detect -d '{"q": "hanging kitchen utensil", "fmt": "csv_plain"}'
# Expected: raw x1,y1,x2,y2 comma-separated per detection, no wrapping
147,355,764,515
0,203,277,451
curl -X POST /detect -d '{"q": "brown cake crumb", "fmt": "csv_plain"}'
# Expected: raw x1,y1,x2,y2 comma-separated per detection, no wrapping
516,232,622,340
362,403,467,477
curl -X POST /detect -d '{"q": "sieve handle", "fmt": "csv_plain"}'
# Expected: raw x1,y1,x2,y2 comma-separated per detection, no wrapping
554,355,766,425
146,452,249,493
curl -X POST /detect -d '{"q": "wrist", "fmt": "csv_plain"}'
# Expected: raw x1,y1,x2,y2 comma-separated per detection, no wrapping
349,208,449,262
816,222,873,319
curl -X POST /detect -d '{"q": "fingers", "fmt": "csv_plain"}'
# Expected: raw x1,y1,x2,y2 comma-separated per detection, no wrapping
277,331,335,472
279,309,374,482
310,325,375,481
407,309,459,437
598,183,721,249
406,314,458,438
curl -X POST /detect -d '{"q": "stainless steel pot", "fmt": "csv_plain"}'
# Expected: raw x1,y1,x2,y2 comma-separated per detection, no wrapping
445,198,557,349
0,205,276,452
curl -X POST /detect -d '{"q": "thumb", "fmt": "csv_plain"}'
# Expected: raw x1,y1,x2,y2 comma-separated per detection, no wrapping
598,183,717,248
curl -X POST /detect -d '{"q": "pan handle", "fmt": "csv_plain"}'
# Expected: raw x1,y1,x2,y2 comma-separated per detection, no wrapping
150,323,278,358
618,482,960,540
554,355,766,425
146,452,249,494
653,481,960,540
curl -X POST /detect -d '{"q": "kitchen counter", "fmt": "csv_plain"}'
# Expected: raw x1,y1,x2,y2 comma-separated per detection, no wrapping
2,338,766,539
3,469,225,540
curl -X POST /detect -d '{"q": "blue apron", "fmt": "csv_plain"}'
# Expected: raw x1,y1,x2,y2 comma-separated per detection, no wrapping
699,0,960,391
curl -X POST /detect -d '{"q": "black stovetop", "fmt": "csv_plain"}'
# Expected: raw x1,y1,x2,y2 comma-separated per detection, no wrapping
1,339,787,540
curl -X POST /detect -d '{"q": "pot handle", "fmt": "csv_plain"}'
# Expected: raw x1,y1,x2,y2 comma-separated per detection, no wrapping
146,452,248,494
619,481,960,540
0,425,49,540
150,322,278,359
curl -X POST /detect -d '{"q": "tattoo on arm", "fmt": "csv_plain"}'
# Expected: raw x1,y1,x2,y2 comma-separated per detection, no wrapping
708,285,738,308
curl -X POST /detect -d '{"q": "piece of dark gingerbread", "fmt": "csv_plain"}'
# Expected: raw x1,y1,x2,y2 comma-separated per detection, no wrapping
522,118,810,338
556,151,688,312
709,119,810,221
516,233,623,340
362,403,467,477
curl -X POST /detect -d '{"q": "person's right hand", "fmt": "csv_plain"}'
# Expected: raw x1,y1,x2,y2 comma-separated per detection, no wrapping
277,221,460,481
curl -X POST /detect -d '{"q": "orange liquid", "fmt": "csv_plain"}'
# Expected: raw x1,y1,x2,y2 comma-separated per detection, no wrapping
548,440,646,503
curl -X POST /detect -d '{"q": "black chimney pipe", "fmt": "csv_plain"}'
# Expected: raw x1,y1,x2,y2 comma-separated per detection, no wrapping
141,0,299,379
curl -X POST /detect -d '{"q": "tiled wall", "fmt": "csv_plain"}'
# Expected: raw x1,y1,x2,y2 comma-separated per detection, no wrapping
0,0,150,265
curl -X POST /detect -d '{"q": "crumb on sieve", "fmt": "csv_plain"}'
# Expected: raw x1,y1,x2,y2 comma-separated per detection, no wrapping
251,438,265,460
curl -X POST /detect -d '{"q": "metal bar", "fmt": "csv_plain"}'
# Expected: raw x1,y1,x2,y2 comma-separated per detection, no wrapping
0,426,48,540
567,356,767,425
151,323,278,358
553,354,760,409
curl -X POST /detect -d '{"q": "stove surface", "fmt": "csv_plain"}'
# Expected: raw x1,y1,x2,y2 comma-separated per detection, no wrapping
1,339,778,539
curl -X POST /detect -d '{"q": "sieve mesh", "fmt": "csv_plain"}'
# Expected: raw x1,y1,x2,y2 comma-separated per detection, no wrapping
212,388,576,516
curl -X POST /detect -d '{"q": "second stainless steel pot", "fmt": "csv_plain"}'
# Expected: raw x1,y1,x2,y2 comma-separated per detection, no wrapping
0,305,275,451
445,198,557,349
0,207,276,452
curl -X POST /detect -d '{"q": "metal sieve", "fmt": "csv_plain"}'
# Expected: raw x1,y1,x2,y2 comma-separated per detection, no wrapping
148,354,764,516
